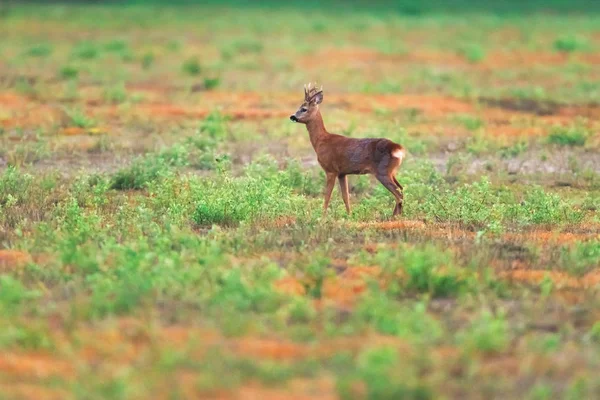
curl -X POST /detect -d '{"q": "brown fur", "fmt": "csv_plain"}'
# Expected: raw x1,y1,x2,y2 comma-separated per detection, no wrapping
290,84,405,216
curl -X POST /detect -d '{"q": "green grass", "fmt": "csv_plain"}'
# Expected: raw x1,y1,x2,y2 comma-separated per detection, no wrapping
0,2,600,399
547,126,590,146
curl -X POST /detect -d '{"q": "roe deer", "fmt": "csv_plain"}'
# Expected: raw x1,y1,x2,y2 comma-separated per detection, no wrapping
290,83,405,217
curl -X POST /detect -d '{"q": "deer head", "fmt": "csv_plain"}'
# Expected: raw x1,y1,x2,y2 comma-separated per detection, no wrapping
290,83,323,124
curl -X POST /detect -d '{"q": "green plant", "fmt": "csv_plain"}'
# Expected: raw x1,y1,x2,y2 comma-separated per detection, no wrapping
509,186,583,225
458,43,486,63
103,82,128,104
0,276,40,312
24,43,52,57
110,144,189,190
72,41,99,59
59,65,79,79
455,114,484,131
355,346,434,400
64,107,95,128
141,51,154,69
499,140,528,158
104,39,128,52
553,35,589,53
459,310,510,354
203,77,221,90
547,127,589,146
182,57,201,75
559,239,600,276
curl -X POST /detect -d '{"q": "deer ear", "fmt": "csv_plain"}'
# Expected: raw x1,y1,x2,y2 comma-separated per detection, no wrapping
311,91,323,105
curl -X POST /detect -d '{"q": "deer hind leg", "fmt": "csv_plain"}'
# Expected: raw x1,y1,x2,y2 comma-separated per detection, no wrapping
376,174,403,217
323,172,337,215
338,174,351,214
392,176,404,215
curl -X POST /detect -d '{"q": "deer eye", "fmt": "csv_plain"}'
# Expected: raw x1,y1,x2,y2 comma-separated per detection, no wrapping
300,107,307,112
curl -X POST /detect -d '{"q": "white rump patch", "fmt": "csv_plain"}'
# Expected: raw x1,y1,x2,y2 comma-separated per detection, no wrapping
392,148,405,160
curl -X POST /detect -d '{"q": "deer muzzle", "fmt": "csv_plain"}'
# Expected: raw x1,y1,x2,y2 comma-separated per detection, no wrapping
290,115,299,122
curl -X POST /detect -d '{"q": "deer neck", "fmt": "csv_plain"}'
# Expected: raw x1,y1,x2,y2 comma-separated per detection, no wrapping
305,110,328,150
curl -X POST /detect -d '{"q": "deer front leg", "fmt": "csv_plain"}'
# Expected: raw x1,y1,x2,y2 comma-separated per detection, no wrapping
323,172,336,215
338,174,351,214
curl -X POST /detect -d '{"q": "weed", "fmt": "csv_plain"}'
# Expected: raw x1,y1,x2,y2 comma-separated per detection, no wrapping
72,41,99,60
103,82,128,104
14,77,37,97
547,126,589,146
455,114,484,131
499,140,528,158
64,107,95,128
553,35,589,53
141,51,154,69
203,77,221,90
24,43,52,57
0,275,39,313
459,310,510,354
559,239,600,276
356,346,434,400
182,57,201,75
110,144,189,190
104,39,128,52
59,65,79,79
458,43,486,63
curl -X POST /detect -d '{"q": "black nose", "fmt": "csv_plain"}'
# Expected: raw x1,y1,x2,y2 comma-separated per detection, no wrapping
290,115,298,122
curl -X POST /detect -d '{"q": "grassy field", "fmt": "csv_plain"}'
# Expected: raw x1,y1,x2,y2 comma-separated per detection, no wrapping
1,1,600,399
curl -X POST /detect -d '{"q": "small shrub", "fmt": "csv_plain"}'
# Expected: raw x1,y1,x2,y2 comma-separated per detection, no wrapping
110,145,189,190
103,83,128,104
141,52,154,69
64,107,95,128
192,173,298,226
356,346,434,400
0,166,33,206
459,310,510,354
547,127,589,146
0,276,40,312
204,77,221,90
72,41,99,60
553,35,588,53
455,114,484,131
24,43,52,58
458,43,486,63
14,78,37,97
59,65,79,79
182,57,201,75
104,39,128,52
509,186,583,225
559,239,600,276
499,140,528,158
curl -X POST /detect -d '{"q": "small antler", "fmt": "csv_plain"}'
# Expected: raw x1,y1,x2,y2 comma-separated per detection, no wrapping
304,82,323,102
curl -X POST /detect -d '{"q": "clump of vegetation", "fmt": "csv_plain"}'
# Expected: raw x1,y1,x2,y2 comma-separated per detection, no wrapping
141,51,154,69
459,310,510,354
63,107,95,128
203,77,221,90
104,39,128,53
59,65,79,79
24,43,52,58
457,43,486,63
103,82,128,104
454,114,484,131
547,126,589,146
553,35,589,53
72,41,99,60
560,239,600,276
110,144,189,190
182,57,201,75
221,38,264,60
